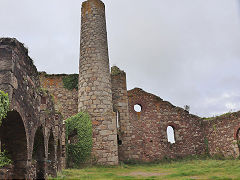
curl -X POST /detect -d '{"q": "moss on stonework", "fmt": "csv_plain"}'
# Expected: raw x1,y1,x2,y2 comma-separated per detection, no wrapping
38,87,49,96
111,66,124,76
62,74,79,90
39,71,72,77
202,112,235,121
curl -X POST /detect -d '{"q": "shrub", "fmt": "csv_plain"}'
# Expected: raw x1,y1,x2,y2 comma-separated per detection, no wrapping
0,90,9,125
0,150,12,167
65,112,92,168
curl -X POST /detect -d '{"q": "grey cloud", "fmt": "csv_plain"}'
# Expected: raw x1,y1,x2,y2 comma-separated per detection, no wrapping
0,0,240,117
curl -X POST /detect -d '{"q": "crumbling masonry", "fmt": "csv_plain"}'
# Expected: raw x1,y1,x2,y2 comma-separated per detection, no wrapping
0,38,64,179
1,0,240,178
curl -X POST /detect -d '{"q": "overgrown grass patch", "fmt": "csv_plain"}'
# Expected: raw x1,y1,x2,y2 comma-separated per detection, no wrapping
50,159,240,180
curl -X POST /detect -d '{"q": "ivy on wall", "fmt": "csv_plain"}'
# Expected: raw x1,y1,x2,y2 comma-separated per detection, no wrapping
62,74,79,90
0,90,11,166
65,112,92,167
0,90,9,125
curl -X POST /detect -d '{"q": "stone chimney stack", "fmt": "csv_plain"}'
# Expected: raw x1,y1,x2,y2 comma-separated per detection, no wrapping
78,0,118,165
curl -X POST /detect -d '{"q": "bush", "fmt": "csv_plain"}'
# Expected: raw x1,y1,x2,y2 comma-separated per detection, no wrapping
0,150,12,167
65,112,92,168
0,90,9,125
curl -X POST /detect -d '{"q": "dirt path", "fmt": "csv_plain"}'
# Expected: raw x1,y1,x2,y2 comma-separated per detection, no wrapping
123,171,170,177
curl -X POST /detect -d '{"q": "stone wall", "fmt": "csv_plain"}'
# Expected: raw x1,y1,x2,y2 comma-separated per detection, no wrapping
78,0,118,165
121,88,206,162
0,38,64,179
111,66,132,161
40,90,65,177
1,1,240,174
39,73,76,169
203,112,240,158
0,38,41,179
39,73,78,120
0,165,14,179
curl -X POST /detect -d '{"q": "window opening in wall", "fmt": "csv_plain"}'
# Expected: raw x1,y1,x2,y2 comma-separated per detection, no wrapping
237,128,240,151
134,104,142,112
167,126,175,144
117,135,122,145
116,111,120,128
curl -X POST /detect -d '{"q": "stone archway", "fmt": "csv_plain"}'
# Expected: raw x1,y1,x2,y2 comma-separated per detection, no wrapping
33,126,46,179
48,130,56,177
0,111,27,179
57,139,62,171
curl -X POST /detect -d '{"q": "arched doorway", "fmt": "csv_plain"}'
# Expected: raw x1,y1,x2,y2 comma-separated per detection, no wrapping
48,130,56,177
33,126,45,179
0,111,27,179
57,139,62,171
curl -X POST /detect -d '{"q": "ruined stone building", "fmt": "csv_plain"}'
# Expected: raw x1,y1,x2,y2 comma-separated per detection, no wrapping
0,38,64,179
0,0,240,178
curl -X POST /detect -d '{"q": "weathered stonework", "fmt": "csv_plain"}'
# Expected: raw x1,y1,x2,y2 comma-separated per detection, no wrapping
78,0,118,165
39,73,78,119
203,112,240,158
0,38,64,179
123,88,206,161
1,0,240,178
111,66,132,161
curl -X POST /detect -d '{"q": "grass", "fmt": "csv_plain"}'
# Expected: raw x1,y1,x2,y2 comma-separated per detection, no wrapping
50,159,240,180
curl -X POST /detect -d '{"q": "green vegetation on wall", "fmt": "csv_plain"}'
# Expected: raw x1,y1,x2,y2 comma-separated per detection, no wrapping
111,66,123,76
0,91,11,167
202,112,233,121
62,74,79,90
204,138,210,156
0,150,12,167
0,90,9,125
65,112,92,167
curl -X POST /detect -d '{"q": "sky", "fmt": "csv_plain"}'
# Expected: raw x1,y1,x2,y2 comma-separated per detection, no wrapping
0,0,240,117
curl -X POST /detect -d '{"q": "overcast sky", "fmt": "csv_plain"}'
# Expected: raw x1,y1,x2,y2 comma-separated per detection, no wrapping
0,0,240,117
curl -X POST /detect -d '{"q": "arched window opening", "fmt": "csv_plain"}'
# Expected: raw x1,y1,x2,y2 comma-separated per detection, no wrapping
48,130,56,177
57,139,62,171
116,111,120,129
33,126,45,179
167,126,175,144
134,104,142,112
0,111,27,179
